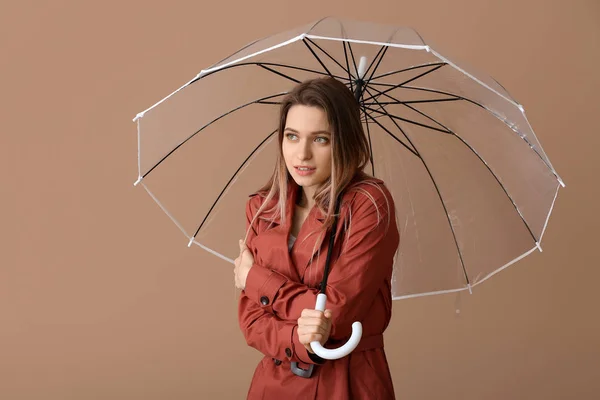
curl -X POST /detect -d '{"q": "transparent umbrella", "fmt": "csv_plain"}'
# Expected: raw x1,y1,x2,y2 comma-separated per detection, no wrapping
132,16,564,358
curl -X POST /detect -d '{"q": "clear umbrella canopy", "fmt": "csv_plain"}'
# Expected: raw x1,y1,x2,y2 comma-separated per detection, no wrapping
132,17,563,299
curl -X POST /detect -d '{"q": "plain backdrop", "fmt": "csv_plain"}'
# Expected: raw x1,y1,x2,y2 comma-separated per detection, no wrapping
1,0,599,399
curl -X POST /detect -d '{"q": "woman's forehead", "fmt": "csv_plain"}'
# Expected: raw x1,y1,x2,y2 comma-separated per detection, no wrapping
285,105,330,133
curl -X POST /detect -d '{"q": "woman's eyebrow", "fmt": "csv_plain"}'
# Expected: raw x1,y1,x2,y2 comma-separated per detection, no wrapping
284,127,330,135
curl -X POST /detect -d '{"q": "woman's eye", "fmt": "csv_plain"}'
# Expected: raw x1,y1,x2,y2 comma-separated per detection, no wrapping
285,133,298,140
315,136,329,143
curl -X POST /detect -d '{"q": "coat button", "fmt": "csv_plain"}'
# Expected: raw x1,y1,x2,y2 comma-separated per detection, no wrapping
260,296,269,305
285,348,292,357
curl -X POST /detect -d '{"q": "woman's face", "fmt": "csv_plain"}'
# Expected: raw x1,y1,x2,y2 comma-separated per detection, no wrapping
282,104,332,193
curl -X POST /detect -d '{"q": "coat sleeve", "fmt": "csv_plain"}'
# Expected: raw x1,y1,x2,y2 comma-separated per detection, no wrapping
243,185,399,341
238,291,325,364
238,195,324,365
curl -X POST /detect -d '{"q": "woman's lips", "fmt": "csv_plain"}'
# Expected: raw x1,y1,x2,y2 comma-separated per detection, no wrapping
294,166,316,176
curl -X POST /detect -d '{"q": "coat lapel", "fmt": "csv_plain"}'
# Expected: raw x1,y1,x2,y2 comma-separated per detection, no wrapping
291,201,348,286
253,179,349,286
290,208,327,285
256,182,306,282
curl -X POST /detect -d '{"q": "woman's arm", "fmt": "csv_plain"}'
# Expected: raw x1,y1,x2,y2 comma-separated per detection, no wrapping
243,185,399,340
237,195,326,365
238,291,326,365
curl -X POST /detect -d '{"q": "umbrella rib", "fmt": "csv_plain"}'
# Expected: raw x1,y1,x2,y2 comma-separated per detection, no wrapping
141,93,286,180
357,46,389,176
352,80,390,125
370,62,447,82
365,87,471,286
193,61,349,83
365,85,453,133
347,41,359,81
258,64,302,84
362,111,419,158
361,45,388,100
400,104,540,244
365,85,551,242
451,132,540,244
362,64,446,103
364,98,461,105
359,92,376,176
362,101,386,123
397,63,446,88
369,83,477,101
191,129,279,240
343,41,355,93
304,37,351,76
302,39,334,77
388,85,559,181
363,105,450,134
357,47,391,124
362,45,387,81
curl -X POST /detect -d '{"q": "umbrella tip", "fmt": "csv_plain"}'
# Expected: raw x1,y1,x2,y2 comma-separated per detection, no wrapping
188,237,195,247
133,112,145,122
133,177,142,186
536,242,543,252
358,56,368,79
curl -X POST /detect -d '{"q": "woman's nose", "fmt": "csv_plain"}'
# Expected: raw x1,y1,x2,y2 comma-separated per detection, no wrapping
297,141,312,160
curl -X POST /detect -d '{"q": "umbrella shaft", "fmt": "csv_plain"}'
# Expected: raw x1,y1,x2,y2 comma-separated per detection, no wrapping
354,79,364,102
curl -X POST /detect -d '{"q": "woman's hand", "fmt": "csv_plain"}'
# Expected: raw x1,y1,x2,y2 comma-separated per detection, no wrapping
297,309,333,354
234,239,254,290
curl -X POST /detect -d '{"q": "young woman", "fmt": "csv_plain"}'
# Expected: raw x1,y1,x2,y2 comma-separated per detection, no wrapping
234,77,400,399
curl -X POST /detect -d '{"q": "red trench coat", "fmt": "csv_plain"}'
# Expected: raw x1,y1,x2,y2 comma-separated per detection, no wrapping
238,177,400,400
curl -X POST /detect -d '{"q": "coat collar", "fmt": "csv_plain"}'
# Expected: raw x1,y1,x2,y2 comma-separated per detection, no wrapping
254,174,386,227
250,174,385,285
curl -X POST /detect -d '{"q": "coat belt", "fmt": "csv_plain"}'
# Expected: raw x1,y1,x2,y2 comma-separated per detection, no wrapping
328,333,384,353
275,334,384,365
284,334,385,378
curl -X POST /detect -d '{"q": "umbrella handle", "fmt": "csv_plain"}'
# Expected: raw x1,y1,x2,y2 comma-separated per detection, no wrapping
309,293,363,360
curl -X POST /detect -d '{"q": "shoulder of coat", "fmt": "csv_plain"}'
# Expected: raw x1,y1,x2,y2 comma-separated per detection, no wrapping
246,191,265,213
344,177,390,203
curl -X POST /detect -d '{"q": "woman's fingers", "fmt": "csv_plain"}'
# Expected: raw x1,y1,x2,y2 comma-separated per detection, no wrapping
297,317,330,331
297,322,329,335
297,319,326,332
299,309,332,325
297,308,333,346
300,308,332,318
298,332,324,345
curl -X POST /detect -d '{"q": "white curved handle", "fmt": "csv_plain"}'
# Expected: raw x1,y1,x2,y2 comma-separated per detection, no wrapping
310,293,362,360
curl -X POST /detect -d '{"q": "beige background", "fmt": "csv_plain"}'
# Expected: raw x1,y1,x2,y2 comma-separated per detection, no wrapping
2,0,599,399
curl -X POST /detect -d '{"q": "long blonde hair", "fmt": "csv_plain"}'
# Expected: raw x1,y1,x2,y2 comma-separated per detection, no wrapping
249,77,374,233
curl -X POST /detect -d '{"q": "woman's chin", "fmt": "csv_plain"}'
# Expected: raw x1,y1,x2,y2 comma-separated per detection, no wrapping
291,174,315,186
